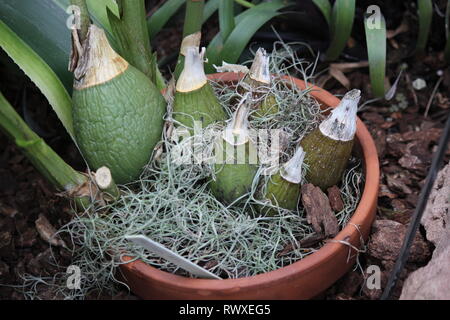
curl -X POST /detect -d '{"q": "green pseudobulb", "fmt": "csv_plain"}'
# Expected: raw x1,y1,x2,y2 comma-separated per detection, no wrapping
72,25,166,184
173,46,227,130
300,129,353,190
209,100,258,205
258,147,305,216
253,94,279,119
210,139,258,205
240,48,279,119
300,89,361,190
173,82,227,129
259,172,300,216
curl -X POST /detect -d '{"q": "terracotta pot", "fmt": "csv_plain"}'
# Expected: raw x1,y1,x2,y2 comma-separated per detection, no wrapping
119,73,380,300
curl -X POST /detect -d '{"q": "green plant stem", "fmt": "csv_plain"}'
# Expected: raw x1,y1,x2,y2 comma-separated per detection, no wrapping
0,92,88,199
182,0,205,37
234,0,255,8
70,0,90,42
107,0,162,86
219,0,235,42
174,0,205,79
95,167,120,201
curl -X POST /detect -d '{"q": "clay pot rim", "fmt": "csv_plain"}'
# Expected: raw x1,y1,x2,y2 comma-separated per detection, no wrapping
120,72,379,291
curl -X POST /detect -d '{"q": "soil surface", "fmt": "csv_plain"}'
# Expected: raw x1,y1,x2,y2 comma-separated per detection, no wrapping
1,0,449,300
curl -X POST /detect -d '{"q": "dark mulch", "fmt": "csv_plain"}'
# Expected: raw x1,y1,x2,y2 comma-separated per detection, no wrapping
1,1,449,300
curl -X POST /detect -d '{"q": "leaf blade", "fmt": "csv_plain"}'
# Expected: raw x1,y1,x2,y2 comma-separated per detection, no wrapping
86,0,118,33
0,0,117,91
0,20,74,139
220,10,281,64
416,0,433,55
324,0,355,61
219,0,235,42
312,0,331,27
204,0,220,22
205,0,289,73
147,0,184,40
364,11,386,97
0,0,73,89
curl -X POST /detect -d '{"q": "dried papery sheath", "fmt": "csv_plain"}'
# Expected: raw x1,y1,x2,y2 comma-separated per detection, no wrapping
179,32,201,56
248,47,270,85
213,62,250,74
173,46,227,129
240,48,279,117
72,24,166,184
300,89,361,190
258,147,305,216
213,48,270,84
176,46,207,93
319,89,360,141
73,25,128,90
280,146,306,184
209,96,258,205
223,96,250,146
174,30,202,79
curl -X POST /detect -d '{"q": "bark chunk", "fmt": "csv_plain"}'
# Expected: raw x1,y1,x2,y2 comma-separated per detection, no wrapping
301,184,339,237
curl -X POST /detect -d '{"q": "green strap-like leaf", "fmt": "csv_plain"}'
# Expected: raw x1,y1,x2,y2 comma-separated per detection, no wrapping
174,0,205,79
205,0,289,73
86,0,118,33
147,0,184,40
312,0,331,27
147,0,220,40
219,0,236,42
416,0,433,55
204,0,220,22
0,20,74,140
364,10,386,97
324,0,355,61
219,10,281,64
0,0,117,91
234,0,255,9
0,0,72,89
